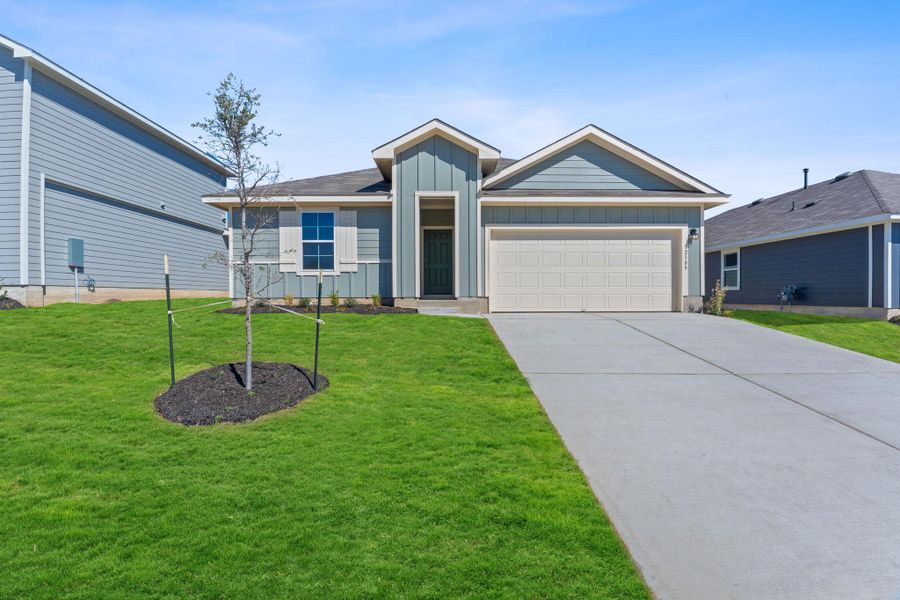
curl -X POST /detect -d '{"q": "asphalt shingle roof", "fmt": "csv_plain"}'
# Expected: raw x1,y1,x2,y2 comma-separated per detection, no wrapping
210,159,522,197
705,170,900,248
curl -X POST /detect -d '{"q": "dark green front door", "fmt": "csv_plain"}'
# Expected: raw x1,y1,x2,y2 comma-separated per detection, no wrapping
423,229,453,296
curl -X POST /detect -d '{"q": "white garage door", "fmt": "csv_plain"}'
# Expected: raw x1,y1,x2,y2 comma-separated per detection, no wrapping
489,229,675,312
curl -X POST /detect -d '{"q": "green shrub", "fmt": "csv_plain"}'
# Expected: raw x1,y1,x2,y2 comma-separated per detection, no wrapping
283,293,295,306
344,297,358,308
330,290,340,307
297,296,312,310
371,293,382,308
704,279,727,316
0,277,6,301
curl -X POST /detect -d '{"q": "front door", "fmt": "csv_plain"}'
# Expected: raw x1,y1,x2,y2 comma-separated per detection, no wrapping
423,229,453,296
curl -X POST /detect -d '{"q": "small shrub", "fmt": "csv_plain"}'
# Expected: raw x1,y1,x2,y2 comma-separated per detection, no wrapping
344,297,358,308
330,290,340,307
371,293,382,307
283,293,295,306
298,296,312,310
254,298,267,308
704,279,727,316
0,277,6,301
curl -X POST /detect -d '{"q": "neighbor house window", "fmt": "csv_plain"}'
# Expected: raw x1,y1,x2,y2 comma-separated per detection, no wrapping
301,211,335,271
722,250,740,290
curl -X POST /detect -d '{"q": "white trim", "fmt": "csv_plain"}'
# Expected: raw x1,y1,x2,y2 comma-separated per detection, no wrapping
227,209,234,298
720,248,740,291
483,124,721,194
39,172,45,286
476,168,484,297
18,60,31,286
296,207,339,276
414,192,460,299
699,214,706,295
868,225,873,308
0,35,232,176
202,195,390,209
480,196,726,207
391,163,398,298
887,220,893,309
707,213,897,253
372,119,500,180
484,224,688,312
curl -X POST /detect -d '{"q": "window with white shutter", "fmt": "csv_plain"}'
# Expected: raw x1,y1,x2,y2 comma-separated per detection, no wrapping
338,209,358,273
278,209,299,273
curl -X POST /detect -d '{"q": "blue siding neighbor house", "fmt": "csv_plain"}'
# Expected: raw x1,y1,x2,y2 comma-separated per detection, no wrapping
0,35,232,306
705,170,900,318
205,119,728,313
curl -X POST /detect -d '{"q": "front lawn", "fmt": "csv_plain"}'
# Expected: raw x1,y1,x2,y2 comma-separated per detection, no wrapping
732,310,900,362
0,300,648,599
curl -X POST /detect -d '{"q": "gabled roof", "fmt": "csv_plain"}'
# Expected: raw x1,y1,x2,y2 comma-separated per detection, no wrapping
206,167,391,198
0,34,233,177
483,124,724,197
371,118,501,179
706,170,900,249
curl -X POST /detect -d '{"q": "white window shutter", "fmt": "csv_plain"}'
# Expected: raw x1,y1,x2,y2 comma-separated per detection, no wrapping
278,209,299,273
338,209,358,273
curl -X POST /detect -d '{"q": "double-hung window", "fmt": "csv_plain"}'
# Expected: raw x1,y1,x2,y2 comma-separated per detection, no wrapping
722,249,740,290
301,211,335,271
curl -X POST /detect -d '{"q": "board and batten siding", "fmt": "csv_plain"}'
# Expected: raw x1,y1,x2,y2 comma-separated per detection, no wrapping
489,140,681,191
0,46,23,283
872,224,884,308
706,228,869,307
234,206,392,299
26,70,227,285
44,183,225,289
483,205,703,296
395,135,477,297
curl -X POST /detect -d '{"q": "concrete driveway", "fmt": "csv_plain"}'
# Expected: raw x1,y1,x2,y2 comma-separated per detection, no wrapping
488,313,900,600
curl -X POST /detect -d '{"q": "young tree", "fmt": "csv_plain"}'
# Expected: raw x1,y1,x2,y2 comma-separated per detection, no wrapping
193,74,280,391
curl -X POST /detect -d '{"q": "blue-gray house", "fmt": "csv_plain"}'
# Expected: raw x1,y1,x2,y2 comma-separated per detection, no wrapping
705,170,900,318
205,119,728,313
0,35,232,306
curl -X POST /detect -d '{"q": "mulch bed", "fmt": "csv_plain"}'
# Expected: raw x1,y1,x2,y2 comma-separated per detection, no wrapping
218,304,416,315
155,362,328,426
0,297,24,310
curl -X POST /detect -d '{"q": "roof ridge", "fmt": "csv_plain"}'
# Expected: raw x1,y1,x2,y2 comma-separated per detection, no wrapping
859,170,889,214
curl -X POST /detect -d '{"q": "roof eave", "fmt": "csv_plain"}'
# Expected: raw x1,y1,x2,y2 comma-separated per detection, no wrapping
0,34,235,178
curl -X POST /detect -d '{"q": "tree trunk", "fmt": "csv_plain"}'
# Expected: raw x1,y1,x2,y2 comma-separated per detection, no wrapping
242,205,253,391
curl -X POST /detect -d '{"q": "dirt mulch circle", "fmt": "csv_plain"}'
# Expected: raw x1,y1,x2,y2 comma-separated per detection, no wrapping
218,304,416,315
155,362,328,426
0,297,24,310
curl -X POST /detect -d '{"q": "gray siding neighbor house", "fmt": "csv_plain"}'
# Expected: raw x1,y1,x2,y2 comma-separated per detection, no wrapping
205,119,728,313
0,35,232,306
705,170,900,318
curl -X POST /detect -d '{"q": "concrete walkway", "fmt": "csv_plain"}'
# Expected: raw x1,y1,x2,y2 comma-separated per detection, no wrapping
488,313,900,600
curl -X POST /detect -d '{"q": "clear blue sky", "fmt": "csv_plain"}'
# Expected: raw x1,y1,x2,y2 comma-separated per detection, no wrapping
3,0,899,214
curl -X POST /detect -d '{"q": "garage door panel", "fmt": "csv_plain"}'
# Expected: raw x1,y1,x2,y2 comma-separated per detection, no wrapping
490,230,675,312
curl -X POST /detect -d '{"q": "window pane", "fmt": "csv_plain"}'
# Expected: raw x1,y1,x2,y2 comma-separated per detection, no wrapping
318,226,334,241
319,242,334,257
302,226,317,241
320,255,334,270
724,270,738,287
302,212,318,227
724,253,738,268
302,255,318,270
318,212,334,227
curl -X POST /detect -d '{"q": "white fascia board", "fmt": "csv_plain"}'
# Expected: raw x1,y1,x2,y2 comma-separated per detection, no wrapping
480,195,728,207
372,119,500,180
202,195,392,209
706,214,897,253
372,119,500,160
0,35,234,177
483,124,721,194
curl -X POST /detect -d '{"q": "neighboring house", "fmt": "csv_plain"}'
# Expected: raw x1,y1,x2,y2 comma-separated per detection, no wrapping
0,35,232,306
705,170,900,318
204,119,727,313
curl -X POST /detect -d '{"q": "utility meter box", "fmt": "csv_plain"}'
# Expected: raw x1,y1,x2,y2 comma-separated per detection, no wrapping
67,238,84,269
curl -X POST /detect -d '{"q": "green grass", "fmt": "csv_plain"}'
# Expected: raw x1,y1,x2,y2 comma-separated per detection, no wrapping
732,310,900,362
0,300,648,599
